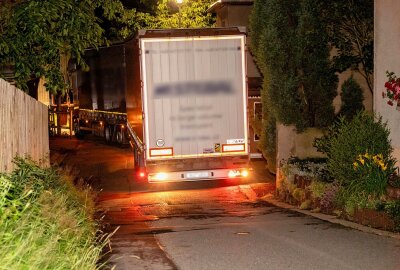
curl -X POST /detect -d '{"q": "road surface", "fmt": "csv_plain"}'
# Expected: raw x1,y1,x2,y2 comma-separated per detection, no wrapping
50,137,400,270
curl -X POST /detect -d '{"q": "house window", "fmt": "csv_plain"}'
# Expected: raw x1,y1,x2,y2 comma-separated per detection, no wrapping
254,102,262,141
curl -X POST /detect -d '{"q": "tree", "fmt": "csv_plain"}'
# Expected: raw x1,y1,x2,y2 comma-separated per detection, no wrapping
319,0,374,94
145,0,215,29
249,0,337,131
339,76,364,119
0,0,141,94
249,0,337,170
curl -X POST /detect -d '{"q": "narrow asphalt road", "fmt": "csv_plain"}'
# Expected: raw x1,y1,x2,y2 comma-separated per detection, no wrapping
50,136,400,270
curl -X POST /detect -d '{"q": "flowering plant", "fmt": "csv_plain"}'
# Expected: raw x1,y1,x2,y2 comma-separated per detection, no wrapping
383,71,400,108
353,153,387,171
352,152,394,195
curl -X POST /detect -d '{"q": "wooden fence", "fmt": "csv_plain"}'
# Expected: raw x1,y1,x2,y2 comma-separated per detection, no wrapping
0,78,49,172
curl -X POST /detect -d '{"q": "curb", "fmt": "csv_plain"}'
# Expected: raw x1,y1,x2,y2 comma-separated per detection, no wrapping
260,194,400,241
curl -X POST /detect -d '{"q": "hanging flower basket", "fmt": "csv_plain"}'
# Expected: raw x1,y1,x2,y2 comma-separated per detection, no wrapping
383,71,400,110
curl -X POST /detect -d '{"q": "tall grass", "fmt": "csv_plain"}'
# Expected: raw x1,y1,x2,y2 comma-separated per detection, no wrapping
0,158,107,269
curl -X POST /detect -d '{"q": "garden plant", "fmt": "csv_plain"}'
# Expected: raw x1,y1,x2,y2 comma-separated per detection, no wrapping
0,158,108,269
278,111,400,231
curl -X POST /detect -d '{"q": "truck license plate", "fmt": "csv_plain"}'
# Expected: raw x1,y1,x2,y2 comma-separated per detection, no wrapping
186,172,209,179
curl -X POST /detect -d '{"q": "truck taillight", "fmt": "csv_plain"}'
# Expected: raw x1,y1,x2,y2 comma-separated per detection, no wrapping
222,144,245,153
241,170,249,177
149,148,173,157
136,168,147,179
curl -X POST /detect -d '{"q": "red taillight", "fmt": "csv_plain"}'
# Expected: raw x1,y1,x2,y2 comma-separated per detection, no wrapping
137,170,147,179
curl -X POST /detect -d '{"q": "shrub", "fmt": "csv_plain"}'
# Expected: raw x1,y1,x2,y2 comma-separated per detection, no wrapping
336,190,379,216
308,181,328,199
314,111,396,189
259,108,277,173
282,157,330,182
320,183,340,212
384,200,400,231
339,76,364,119
351,153,395,195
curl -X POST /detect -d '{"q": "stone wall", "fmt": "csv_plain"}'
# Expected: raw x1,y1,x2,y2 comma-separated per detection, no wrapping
275,124,325,188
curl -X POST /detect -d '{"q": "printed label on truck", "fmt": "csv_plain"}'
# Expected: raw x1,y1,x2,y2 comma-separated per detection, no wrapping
203,147,215,154
214,143,221,152
227,139,245,144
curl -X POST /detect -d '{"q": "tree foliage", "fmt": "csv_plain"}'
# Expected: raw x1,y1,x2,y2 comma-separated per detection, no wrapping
249,0,337,131
339,76,364,119
249,0,337,170
0,0,141,93
145,0,215,29
319,0,374,94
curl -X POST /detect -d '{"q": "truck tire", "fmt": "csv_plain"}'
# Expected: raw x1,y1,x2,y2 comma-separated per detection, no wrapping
116,128,124,145
104,125,113,144
74,122,85,139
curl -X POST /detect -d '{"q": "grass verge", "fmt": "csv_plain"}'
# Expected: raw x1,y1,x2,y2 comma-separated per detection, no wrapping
0,158,108,269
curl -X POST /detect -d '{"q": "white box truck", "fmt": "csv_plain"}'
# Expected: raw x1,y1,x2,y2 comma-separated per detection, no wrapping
125,27,249,183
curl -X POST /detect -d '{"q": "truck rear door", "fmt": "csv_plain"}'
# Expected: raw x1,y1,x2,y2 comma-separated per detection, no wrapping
140,34,248,161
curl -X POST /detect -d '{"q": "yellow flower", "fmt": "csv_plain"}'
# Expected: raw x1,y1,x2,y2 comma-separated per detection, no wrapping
353,162,358,169
377,154,383,160
360,158,365,165
364,153,370,159
377,161,387,171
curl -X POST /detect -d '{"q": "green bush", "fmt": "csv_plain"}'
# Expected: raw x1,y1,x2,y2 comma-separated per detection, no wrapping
315,111,395,188
286,157,330,182
384,200,400,231
308,181,328,199
259,107,277,173
351,153,395,195
249,0,337,130
339,76,364,119
0,158,107,270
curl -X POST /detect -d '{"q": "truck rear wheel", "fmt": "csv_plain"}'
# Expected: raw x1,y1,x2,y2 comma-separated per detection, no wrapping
104,125,113,143
74,121,85,139
116,128,124,145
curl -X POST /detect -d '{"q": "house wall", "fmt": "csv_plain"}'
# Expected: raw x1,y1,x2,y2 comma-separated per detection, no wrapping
37,77,50,106
216,5,252,28
374,0,400,166
275,124,325,188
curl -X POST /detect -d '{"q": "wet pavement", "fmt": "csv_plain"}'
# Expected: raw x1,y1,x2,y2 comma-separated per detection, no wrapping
50,136,275,269
50,136,400,270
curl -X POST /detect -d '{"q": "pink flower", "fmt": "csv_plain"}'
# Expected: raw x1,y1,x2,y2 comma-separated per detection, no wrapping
388,100,394,106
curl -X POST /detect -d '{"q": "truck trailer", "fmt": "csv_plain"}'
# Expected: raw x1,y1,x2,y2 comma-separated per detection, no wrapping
75,27,250,183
